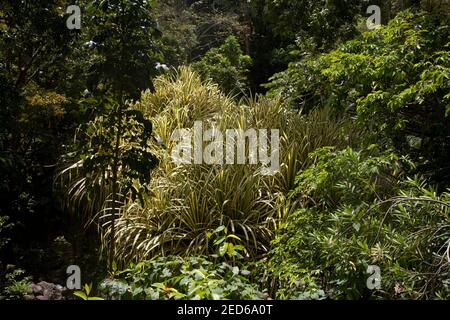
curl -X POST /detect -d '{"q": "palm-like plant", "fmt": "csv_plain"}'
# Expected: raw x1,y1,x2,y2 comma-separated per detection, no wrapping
107,67,357,262
56,101,158,267
57,67,358,263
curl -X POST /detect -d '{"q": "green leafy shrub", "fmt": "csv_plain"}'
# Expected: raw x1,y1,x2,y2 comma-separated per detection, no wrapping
192,36,252,94
99,255,266,300
0,266,32,300
208,226,247,260
291,146,404,208
269,147,450,299
267,10,450,184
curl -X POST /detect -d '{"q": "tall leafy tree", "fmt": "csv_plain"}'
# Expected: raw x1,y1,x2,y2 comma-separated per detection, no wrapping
84,0,162,100
267,10,450,185
0,0,76,230
61,0,161,268
0,0,74,89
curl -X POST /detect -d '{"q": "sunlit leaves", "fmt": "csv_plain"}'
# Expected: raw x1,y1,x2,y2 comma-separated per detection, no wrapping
267,10,450,183
99,255,266,300
271,148,450,299
192,35,252,95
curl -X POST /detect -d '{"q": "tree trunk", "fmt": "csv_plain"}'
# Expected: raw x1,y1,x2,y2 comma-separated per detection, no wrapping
109,105,124,270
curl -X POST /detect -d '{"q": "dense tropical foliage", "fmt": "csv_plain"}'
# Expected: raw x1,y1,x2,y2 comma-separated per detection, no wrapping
0,0,449,300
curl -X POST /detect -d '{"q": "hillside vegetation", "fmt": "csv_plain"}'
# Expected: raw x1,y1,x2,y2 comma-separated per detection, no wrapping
0,0,449,300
